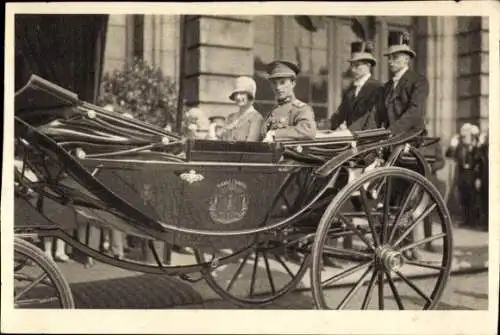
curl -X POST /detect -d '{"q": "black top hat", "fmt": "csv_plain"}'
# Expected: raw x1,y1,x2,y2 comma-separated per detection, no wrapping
384,31,416,57
349,41,377,65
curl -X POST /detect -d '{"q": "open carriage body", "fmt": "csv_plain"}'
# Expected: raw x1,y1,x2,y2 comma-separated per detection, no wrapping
12,15,453,310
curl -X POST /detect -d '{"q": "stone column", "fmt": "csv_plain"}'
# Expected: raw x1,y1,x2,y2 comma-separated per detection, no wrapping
183,15,254,127
102,15,128,73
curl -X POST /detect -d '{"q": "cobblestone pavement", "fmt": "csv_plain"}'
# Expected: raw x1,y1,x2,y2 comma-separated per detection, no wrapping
14,226,489,309
177,271,489,310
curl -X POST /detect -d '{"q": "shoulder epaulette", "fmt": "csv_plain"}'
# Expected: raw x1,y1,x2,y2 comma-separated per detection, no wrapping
292,99,306,108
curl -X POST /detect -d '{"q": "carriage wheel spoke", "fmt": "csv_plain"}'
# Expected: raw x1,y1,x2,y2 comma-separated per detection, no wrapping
382,177,392,244
263,252,276,295
337,213,374,250
384,269,404,310
249,252,260,297
337,264,373,309
271,251,295,279
226,253,251,292
405,260,445,271
321,260,372,288
388,183,420,243
394,270,432,305
398,233,446,253
15,273,48,301
361,268,378,309
392,203,437,247
322,245,373,259
359,188,380,247
377,272,385,309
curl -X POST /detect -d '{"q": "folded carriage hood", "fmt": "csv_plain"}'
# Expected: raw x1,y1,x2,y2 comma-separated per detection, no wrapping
15,14,108,124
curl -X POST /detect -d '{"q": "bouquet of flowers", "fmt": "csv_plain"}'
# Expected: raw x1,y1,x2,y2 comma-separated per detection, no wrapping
98,58,179,129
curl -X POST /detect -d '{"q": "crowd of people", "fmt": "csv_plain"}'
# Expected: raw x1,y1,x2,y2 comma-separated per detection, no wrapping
23,30,488,265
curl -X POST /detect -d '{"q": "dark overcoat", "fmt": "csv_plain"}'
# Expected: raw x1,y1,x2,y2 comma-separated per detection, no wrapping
331,78,383,131
378,70,429,134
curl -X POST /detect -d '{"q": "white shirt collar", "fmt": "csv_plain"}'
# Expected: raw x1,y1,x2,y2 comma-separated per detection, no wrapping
353,73,371,88
392,66,409,82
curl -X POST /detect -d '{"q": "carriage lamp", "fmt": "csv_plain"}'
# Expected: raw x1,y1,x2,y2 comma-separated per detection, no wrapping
161,136,170,145
87,110,96,119
75,148,87,159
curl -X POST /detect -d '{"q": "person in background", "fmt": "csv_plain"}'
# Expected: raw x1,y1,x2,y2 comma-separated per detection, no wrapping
477,130,489,231
446,123,478,228
207,116,226,140
261,60,317,142
218,76,264,142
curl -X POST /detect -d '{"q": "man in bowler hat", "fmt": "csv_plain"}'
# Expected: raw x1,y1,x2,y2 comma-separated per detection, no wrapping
378,31,429,135
262,60,317,142
331,41,382,131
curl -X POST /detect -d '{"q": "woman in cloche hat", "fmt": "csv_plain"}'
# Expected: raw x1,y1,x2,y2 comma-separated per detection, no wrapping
217,76,264,141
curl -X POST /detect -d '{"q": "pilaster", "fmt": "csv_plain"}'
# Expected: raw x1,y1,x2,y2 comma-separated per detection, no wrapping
183,15,254,123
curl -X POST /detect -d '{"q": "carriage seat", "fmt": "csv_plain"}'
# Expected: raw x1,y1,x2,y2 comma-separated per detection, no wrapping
185,139,283,164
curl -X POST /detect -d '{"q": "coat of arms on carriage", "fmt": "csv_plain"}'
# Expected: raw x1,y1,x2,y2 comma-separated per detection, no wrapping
209,179,249,225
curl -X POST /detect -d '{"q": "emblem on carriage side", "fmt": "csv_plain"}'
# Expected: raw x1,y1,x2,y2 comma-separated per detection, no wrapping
209,179,249,225
180,170,204,184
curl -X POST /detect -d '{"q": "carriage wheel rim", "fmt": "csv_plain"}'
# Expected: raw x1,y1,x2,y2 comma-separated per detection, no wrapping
310,167,453,310
14,237,75,309
194,241,311,308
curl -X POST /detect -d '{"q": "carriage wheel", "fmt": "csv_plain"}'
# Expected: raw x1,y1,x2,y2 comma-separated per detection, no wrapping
311,167,453,310
14,237,74,308
195,239,310,308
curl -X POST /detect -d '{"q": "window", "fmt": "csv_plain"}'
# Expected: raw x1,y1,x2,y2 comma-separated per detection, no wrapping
126,15,144,61
253,16,331,129
132,15,144,59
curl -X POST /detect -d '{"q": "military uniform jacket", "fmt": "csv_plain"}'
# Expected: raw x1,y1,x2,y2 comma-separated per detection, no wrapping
377,70,429,135
331,78,383,131
262,98,317,141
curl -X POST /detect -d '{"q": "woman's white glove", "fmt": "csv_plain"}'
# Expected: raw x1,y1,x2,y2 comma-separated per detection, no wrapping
263,130,276,143
450,134,460,148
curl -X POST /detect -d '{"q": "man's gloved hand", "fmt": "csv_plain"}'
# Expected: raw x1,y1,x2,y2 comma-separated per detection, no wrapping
450,134,460,148
403,143,411,154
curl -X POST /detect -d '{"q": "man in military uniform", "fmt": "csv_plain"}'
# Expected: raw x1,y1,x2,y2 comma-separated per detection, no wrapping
262,60,317,142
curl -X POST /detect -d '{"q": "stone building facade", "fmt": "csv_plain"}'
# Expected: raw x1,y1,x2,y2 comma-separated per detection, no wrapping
102,15,489,138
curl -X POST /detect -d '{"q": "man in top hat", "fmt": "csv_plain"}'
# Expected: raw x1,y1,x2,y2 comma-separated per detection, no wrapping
329,41,383,261
262,60,317,142
331,41,382,132
377,31,429,135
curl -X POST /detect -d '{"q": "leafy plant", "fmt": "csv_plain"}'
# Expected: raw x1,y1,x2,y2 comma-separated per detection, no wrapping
98,58,179,129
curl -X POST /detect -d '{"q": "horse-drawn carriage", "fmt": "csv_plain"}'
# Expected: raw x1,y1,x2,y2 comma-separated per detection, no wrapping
13,74,453,310
12,14,453,310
